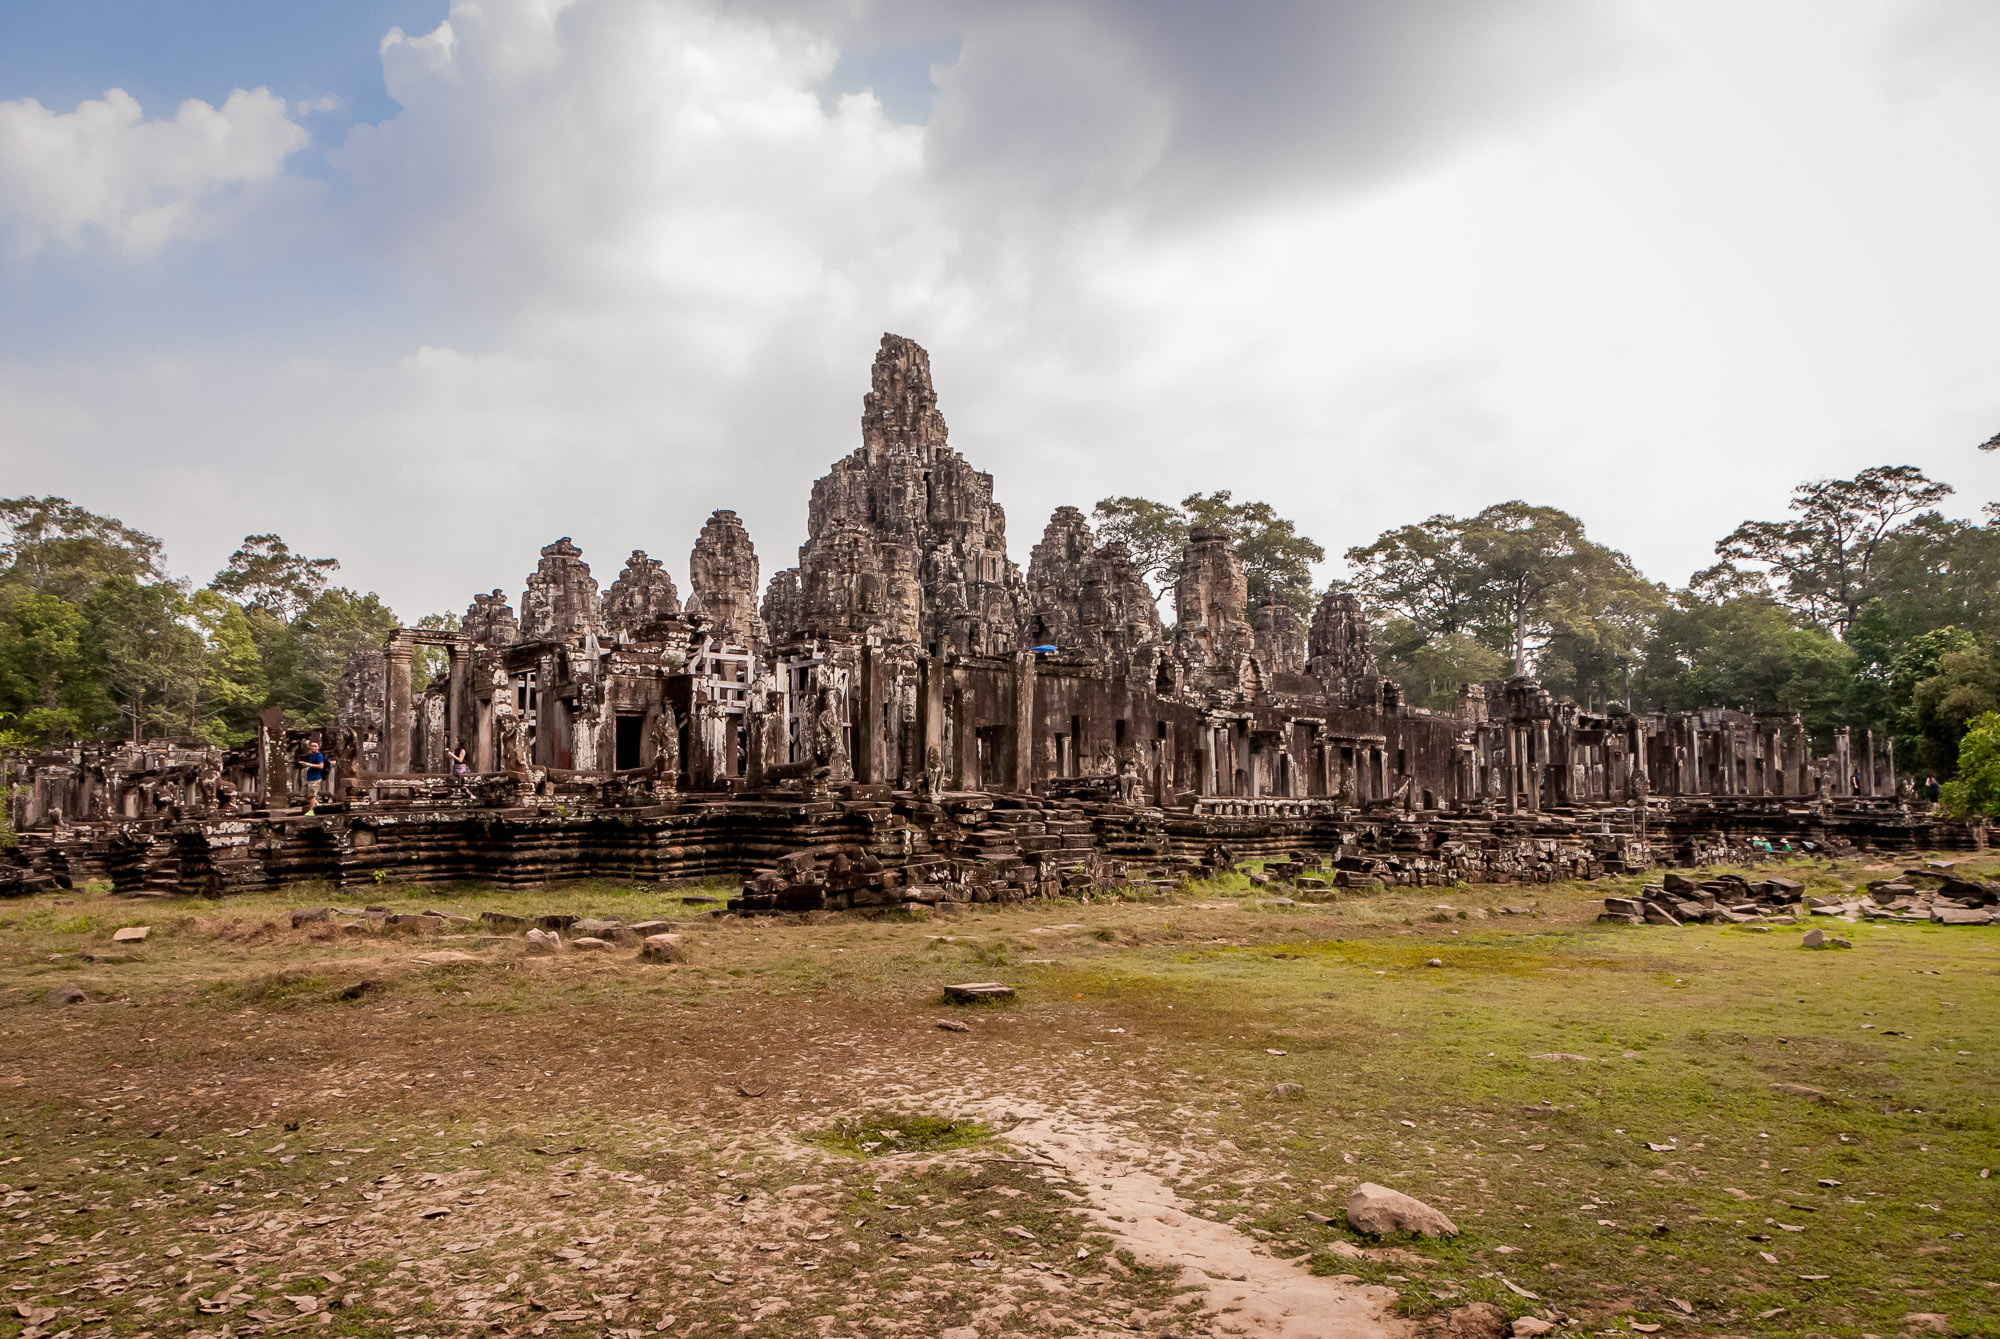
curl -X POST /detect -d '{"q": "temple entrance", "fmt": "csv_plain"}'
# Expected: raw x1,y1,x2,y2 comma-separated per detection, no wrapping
615,714,643,771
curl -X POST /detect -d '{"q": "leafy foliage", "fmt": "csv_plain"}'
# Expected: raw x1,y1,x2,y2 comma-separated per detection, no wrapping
1094,492,1324,615
1346,502,1657,696
0,497,399,746
1939,712,2000,819
1716,465,1953,637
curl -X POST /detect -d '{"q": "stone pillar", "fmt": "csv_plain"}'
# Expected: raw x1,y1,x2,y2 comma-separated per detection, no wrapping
951,689,973,790
917,658,945,783
475,692,495,774
1863,729,1878,797
1630,719,1649,803
855,644,880,785
1884,735,1897,796
447,644,472,765
1010,651,1035,793
257,705,289,808
383,643,414,775
1835,728,1853,796
1504,726,1520,814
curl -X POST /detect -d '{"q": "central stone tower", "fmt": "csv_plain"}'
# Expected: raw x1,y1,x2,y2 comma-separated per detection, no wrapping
774,334,1024,655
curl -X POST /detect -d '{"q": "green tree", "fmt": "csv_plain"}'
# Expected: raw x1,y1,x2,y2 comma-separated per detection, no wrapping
83,577,203,742
1092,492,1324,615
183,591,268,744
1938,711,2000,818
260,587,400,728
1716,465,1953,638
1636,569,1855,740
1372,621,1509,711
0,496,165,602
0,589,107,744
1457,501,1653,677
1343,516,1486,642
1180,492,1324,615
410,611,462,688
1347,502,1655,693
210,533,340,622
1091,497,1188,597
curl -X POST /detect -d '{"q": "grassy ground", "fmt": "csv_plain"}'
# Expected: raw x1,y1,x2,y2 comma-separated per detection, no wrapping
0,855,1993,1338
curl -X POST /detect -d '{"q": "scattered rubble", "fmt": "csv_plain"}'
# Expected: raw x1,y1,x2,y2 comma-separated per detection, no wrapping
1605,865,1997,929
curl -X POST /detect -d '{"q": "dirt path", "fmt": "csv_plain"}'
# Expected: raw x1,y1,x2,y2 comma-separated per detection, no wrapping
981,1097,1412,1339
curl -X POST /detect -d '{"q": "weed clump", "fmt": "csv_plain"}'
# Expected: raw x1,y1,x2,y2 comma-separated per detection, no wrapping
807,1112,995,1158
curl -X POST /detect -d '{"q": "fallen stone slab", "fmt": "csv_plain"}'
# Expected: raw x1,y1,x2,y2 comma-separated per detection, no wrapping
523,928,565,954
111,925,149,943
1347,1182,1457,1238
1933,906,1993,925
289,908,331,927
943,981,1015,1003
569,936,614,952
46,983,86,1005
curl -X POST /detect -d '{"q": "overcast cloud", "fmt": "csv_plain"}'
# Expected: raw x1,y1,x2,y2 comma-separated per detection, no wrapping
0,0,1996,622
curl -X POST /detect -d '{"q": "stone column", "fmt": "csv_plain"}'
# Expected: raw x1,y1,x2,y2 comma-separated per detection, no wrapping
257,705,289,808
1010,651,1035,793
917,657,945,782
1835,728,1853,796
474,691,495,774
856,643,882,785
447,644,472,764
383,643,414,775
1884,735,1897,796
1863,729,1878,797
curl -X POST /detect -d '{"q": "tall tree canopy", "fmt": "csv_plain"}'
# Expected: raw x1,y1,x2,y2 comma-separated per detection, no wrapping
1093,492,1324,615
210,534,341,623
1716,465,1953,638
1345,501,1657,699
0,496,399,748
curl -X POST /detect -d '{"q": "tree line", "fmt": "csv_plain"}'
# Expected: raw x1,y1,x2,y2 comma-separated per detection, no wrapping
0,497,440,751
1096,460,2000,799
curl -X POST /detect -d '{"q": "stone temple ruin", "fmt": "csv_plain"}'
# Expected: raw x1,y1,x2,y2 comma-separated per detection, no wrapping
1,335,1983,902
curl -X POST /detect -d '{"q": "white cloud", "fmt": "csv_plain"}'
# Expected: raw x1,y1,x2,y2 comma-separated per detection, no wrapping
0,86,308,255
1,0,1997,624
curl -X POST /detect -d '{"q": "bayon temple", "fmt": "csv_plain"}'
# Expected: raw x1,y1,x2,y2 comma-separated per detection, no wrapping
2,336,1979,902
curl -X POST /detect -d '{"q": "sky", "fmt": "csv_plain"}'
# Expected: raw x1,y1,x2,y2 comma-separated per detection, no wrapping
2,0,1998,623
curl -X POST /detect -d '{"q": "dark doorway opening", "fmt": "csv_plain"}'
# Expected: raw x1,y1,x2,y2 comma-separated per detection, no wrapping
615,714,644,771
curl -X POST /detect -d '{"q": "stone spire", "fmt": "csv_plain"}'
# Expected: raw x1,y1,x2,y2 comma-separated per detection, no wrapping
518,538,602,641
1307,588,1379,695
760,568,803,647
861,333,950,460
463,590,519,648
795,333,1023,653
1252,599,1307,675
602,551,681,636
1173,527,1253,666
688,510,764,649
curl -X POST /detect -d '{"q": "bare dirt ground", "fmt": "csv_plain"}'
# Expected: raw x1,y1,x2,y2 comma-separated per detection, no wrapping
1,862,1994,1339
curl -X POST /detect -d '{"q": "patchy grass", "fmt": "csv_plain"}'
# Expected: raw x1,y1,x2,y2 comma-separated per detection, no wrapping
0,856,1993,1336
806,1112,997,1158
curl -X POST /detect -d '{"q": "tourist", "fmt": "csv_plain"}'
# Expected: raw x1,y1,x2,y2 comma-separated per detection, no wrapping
302,740,325,813
1926,774,1941,804
449,738,473,798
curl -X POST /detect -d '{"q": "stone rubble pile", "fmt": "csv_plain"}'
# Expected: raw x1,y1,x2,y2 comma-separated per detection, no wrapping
1602,862,1999,927
1598,870,1805,925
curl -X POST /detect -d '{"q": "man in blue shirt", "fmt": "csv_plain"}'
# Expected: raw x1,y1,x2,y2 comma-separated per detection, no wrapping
303,741,326,813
